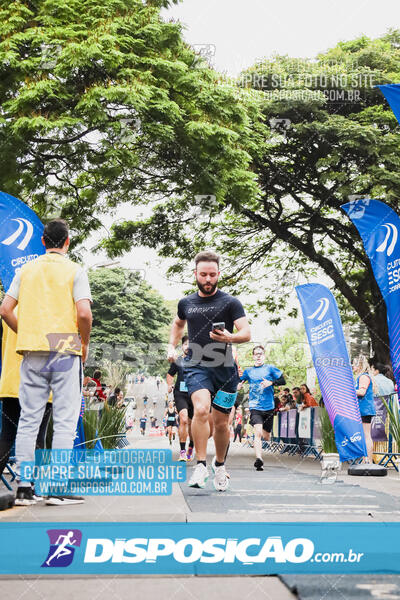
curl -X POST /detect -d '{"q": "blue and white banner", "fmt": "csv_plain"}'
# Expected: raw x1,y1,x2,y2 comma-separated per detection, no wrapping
0,522,398,574
378,83,400,124
296,284,367,461
342,199,400,393
0,190,44,291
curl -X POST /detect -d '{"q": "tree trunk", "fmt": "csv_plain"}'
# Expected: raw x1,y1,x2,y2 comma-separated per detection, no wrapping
364,304,391,364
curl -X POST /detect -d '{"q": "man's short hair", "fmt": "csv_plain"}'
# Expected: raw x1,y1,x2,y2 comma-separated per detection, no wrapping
93,370,101,379
114,387,121,395
194,251,220,268
252,345,265,355
182,335,189,344
43,218,69,249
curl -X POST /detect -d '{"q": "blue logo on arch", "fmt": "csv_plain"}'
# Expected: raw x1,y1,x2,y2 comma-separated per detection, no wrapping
41,529,82,568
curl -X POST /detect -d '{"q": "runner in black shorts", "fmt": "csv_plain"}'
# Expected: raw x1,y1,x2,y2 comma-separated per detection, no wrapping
239,345,285,471
164,401,178,445
166,335,195,462
167,250,251,491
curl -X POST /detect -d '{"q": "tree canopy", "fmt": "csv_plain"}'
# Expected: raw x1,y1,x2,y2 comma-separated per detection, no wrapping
0,0,258,247
104,31,400,362
2,4,399,363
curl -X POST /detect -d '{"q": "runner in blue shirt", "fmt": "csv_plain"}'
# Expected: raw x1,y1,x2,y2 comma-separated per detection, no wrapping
240,345,285,471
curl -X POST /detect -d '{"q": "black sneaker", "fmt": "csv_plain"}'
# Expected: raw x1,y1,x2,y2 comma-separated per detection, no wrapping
254,458,264,471
45,495,85,506
15,486,37,506
31,485,43,501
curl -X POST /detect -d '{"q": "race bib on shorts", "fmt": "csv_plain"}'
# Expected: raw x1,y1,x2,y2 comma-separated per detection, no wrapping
213,390,237,410
180,381,188,392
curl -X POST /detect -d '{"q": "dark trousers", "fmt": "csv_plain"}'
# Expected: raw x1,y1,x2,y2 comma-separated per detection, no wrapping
0,398,52,477
233,424,242,442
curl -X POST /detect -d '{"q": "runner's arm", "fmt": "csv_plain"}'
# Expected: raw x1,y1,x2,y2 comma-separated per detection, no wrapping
168,316,186,361
166,373,175,392
231,316,251,343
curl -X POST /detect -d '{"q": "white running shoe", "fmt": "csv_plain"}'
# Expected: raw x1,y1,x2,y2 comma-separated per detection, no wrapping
188,463,209,488
213,464,230,492
211,456,230,479
45,495,85,505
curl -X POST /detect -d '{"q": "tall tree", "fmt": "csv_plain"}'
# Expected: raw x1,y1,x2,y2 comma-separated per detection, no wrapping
0,0,258,248
88,267,172,374
104,31,400,363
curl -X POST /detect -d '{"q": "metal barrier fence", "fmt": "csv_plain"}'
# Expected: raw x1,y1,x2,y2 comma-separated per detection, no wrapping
256,407,323,460
370,393,400,470
254,394,400,468
1,395,400,489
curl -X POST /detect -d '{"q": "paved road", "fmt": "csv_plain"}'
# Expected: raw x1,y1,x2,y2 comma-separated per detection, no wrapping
181,458,400,521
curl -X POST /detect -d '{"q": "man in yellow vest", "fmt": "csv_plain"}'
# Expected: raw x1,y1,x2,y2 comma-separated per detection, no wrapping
0,316,52,501
0,219,92,506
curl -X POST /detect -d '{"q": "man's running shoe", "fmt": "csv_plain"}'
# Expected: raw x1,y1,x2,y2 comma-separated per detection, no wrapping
186,447,194,461
15,486,37,506
254,458,264,471
213,464,230,492
188,463,209,488
178,450,187,461
211,456,230,479
45,495,85,506
31,485,43,501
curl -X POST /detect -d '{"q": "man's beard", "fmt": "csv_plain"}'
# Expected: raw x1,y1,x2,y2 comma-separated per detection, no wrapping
196,279,218,295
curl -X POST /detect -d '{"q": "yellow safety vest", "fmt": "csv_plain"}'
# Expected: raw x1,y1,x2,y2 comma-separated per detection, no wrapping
16,253,82,355
0,317,21,398
0,317,53,401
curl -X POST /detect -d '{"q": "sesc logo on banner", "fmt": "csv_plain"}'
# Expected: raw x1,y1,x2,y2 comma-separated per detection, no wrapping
1,218,34,251
376,222,398,258
0,191,45,290
307,297,334,346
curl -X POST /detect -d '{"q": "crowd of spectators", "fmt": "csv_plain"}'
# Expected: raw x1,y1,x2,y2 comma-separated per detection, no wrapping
274,384,318,413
